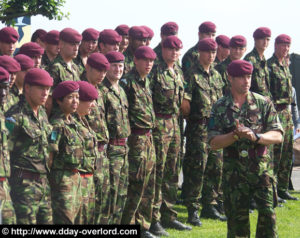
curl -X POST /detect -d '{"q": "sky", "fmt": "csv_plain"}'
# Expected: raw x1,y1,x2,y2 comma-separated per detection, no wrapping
1,0,300,58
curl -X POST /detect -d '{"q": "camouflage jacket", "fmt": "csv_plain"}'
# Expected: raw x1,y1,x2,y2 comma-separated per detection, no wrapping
48,55,81,89
244,48,271,98
181,43,199,77
267,54,293,105
99,77,131,139
184,64,223,121
208,92,283,179
149,61,184,116
6,84,21,112
41,53,53,72
120,67,155,129
5,97,52,174
153,43,163,64
0,109,10,177
73,51,86,76
215,56,232,92
49,111,84,170
123,47,135,75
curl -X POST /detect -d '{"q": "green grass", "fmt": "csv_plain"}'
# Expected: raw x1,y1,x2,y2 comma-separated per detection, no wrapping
165,191,300,238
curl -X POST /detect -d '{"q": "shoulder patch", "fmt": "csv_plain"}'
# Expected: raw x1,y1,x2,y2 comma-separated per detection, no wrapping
5,117,16,133
208,117,215,130
50,131,58,142
120,78,127,85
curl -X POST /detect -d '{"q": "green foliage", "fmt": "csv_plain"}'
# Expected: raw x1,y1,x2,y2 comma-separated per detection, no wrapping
0,0,69,25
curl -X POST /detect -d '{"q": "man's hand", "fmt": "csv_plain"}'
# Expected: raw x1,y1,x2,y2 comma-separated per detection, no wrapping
234,119,256,142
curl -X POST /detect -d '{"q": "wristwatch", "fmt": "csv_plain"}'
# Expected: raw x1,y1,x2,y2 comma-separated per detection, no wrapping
254,133,261,143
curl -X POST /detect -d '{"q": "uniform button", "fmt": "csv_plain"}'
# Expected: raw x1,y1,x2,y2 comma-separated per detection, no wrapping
240,150,248,158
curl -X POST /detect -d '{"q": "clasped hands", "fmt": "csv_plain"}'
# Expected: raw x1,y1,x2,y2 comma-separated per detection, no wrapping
233,119,257,142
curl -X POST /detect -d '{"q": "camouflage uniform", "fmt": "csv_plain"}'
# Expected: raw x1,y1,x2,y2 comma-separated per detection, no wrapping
123,48,135,75
73,52,86,76
153,43,163,64
0,109,16,224
181,44,198,78
181,64,223,211
74,114,98,225
149,61,184,223
244,48,271,98
41,53,53,71
48,111,83,224
5,97,53,224
268,55,293,194
215,57,232,94
99,77,131,224
120,68,156,230
208,92,283,238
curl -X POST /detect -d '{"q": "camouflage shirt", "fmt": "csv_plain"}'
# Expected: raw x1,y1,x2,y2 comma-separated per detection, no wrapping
153,43,163,64
267,54,293,105
0,109,10,177
5,97,52,174
120,67,155,129
99,77,131,139
41,53,54,72
6,85,21,112
215,56,232,92
244,48,271,98
73,51,86,76
150,61,184,116
184,64,223,121
123,47,135,75
181,43,199,77
49,111,84,170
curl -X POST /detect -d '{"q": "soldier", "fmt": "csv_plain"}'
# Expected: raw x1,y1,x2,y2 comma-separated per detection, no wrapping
215,35,230,63
142,26,154,46
208,60,283,238
0,27,19,56
18,42,44,68
115,24,130,53
268,34,298,201
149,36,191,233
41,30,60,70
99,51,131,224
81,53,111,224
31,29,47,49
74,28,100,74
6,68,53,224
182,21,216,77
123,26,149,75
153,21,179,64
180,39,225,226
120,46,157,238
0,67,16,224
49,81,83,224
215,35,247,94
244,27,271,98
98,29,122,55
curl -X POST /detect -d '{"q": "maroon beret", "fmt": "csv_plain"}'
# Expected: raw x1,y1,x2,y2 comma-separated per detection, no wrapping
135,46,156,60
253,27,271,39
52,81,79,100
105,51,125,63
87,53,110,71
0,27,19,43
99,29,122,44
227,60,253,77
82,28,100,41
59,28,82,43
199,21,216,33
18,42,44,57
44,30,60,45
77,81,98,101
162,35,183,49
161,22,179,36
0,66,9,83
14,54,34,71
216,35,230,48
0,55,21,73
24,68,53,86
129,26,149,40
198,38,217,51
115,25,130,36
230,35,247,47
275,34,291,44
142,26,154,39
31,29,47,42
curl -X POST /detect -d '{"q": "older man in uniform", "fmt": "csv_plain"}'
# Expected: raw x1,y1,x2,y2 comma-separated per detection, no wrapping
215,35,230,64
115,24,130,53
268,34,299,201
208,60,283,238
41,30,60,70
0,27,19,56
6,68,53,224
18,42,44,69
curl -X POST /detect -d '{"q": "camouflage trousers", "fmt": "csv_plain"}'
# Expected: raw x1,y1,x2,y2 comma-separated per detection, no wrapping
75,175,95,224
121,132,156,230
201,149,223,206
273,107,293,192
94,149,111,224
223,168,277,238
49,170,82,224
152,116,181,223
10,170,52,224
182,123,208,210
108,144,129,224
0,179,16,224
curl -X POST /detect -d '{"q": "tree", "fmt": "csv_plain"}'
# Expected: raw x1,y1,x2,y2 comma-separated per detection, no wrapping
0,0,69,25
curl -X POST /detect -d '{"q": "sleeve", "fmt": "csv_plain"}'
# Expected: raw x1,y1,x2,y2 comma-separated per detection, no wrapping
264,99,284,134
48,125,63,153
183,73,194,101
207,103,224,143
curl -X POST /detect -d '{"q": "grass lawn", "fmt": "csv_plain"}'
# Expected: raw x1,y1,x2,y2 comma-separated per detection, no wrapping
165,191,300,238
